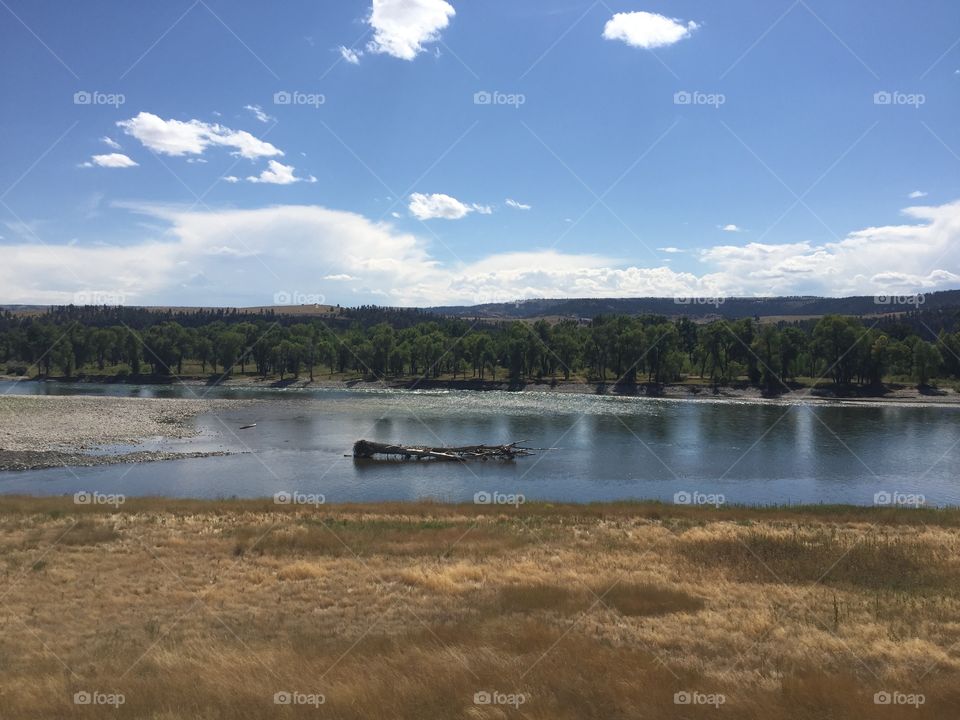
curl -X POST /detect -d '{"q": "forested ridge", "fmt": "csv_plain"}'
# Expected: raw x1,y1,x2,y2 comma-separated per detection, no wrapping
1,304,959,389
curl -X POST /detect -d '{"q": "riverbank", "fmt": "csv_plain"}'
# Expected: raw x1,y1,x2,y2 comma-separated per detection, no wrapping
6,373,960,405
0,497,957,719
0,395,254,470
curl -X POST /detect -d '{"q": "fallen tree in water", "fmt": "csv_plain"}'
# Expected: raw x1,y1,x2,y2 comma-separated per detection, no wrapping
352,439,536,461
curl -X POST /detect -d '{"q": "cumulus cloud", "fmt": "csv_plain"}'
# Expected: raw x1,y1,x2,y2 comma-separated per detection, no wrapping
222,176,240,183
408,192,485,220
721,224,743,232
100,136,121,150
909,190,928,199
246,160,316,185
244,104,275,123
657,247,684,253
338,45,361,64
603,11,699,49
3,200,959,306
80,153,139,168
366,0,455,60
700,201,960,296
117,112,283,159
505,198,531,210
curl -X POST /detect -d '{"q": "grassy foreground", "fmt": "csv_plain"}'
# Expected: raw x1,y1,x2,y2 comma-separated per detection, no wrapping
2,498,959,718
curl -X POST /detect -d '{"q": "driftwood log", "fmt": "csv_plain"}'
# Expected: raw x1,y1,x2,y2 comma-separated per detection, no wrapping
352,439,535,462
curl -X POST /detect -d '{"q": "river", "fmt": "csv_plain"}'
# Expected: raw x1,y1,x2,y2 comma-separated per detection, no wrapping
1,381,958,505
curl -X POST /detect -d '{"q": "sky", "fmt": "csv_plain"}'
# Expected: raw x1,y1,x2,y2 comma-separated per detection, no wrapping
1,0,959,308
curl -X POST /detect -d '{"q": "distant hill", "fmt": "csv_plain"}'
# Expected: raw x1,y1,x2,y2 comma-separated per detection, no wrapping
5,289,960,323
427,290,960,320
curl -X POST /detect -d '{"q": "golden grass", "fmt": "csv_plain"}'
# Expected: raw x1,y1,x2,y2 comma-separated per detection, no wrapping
680,527,960,592
1,496,959,718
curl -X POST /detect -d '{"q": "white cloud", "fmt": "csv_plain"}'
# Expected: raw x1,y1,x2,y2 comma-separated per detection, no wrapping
472,203,493,215
657,247,684,253
721,224,743,232
244,104,275,123
222,176,240,183
80,153,139,169
909,190,928,199
246,160,316,185
505,198,531,210
603,11,699,49
338,45,361,64
3,200,959,306
699,201,960,296
117,112,283,160
100,136,121,150
409,192,477,220
366,0,455,61
323,274,355,281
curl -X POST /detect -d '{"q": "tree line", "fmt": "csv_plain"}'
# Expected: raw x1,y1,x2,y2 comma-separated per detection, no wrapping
1,308,958,389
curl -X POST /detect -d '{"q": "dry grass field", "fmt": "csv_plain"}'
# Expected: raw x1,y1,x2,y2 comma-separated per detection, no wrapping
1,497,959,718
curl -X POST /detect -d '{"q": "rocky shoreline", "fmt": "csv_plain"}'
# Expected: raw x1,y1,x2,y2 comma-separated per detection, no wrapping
5,373,959,405
65,374,958,405
0,395,253,471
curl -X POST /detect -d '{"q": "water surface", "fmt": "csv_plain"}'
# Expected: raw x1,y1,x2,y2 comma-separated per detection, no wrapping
1,381,957,505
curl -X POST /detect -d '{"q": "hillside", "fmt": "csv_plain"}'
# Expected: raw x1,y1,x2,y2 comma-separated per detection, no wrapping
427,290,960,320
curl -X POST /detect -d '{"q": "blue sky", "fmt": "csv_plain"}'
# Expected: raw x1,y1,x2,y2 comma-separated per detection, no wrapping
1,0,959,307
